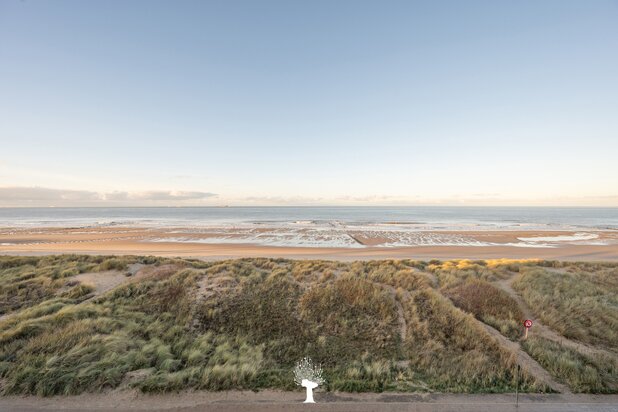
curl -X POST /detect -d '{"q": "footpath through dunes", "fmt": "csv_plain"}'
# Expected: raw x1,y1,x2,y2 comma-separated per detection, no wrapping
494,271,617,359
357,273,566,393
404,263,570,394
0,256,617,397
472,317,571,394
416,259,618,394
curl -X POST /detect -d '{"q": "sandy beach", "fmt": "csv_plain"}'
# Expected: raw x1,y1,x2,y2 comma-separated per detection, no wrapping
2,226,618,261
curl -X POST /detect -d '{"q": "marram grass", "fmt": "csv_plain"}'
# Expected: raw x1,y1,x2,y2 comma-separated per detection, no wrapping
0,256,616,395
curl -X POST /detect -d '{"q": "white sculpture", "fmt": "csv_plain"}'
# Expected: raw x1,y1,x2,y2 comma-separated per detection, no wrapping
293,356,325,403
301,379,318,403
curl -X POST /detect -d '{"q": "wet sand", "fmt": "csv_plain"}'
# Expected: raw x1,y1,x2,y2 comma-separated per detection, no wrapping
1,227,618,261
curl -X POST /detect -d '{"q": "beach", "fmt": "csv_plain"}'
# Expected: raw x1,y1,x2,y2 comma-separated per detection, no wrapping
2,226,618,261
2,207,617,260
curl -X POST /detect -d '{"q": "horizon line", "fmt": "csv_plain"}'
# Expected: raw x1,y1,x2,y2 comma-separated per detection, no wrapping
1,205,618,209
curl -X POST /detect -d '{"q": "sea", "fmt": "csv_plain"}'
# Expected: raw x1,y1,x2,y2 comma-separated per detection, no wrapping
1,207,617,231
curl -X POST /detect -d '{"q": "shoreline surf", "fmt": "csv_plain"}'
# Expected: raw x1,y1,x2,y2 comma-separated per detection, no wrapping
2,226,618,261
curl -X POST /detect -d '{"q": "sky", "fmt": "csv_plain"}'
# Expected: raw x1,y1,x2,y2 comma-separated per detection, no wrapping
1,0,617,207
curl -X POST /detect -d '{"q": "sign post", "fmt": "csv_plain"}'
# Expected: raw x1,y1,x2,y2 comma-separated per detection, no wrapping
515,363,521,408
523,319,533,339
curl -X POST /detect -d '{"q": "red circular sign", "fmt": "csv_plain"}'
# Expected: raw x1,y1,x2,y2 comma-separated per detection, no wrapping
524,319,533,328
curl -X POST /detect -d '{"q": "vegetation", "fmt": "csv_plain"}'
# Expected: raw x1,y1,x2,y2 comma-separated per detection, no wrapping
0,256,616,396
426,260,525,340
522,336,618,393
444,279,523,340
0,255,141,315
425,259,516,287
513,264,618,350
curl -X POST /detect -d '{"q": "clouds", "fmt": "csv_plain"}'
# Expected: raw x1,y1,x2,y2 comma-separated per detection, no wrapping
240,196,325,205
103,191,217,201
232,194,618,206
139,191,217,201
0,187,217,206
0,187,100,202
1,186,617,207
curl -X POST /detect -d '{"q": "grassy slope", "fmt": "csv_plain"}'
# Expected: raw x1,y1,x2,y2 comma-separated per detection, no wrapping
429,260,525,340
512,263,618,351
0,256,616,395
522,336,618,393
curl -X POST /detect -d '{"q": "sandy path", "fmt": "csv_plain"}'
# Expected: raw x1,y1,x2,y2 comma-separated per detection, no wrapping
2,391,617,412
365,275,557,393
73,270,129,297
70,263,147,300
432,271,571,393
476,319,571,394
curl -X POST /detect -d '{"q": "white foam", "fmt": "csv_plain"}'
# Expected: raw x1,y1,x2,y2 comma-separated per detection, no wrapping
146,230,494,248
573,241,609,246
502,242,556,248
355,231,493,247
146,229,364,248
517,233,598,243
141,227,613,249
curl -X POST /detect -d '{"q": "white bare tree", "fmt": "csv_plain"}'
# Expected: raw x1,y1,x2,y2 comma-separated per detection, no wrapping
293,356,325,403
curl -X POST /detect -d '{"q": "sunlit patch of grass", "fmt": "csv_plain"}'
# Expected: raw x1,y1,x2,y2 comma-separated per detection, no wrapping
426,259,508,288
485,259,541,270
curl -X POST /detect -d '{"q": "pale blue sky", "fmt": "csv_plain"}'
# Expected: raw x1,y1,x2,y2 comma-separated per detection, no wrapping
1,0,617,206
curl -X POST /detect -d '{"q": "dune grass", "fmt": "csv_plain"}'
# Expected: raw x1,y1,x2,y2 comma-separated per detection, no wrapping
0,256,615,395
512,264,618,350
0,255,144,316
444,279,524,340
426,259,514,288
522,336,618,393
424,260,525,340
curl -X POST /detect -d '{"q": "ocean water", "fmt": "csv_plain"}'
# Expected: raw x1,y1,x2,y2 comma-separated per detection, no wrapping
0,206,617,230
